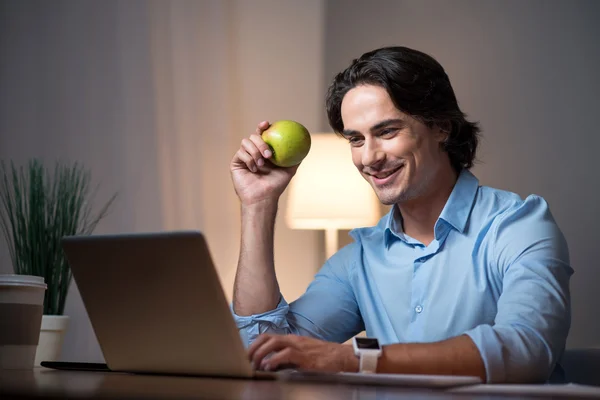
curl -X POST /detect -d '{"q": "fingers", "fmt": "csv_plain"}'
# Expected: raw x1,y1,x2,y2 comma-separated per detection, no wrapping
247,334,272,361
250,335,289,368
240,135,272,171
261,347,299,371
233,147,258,173
256,120,270,135
248,134,273,160
232,121,273,173
249,334,297,370
240,138,262,172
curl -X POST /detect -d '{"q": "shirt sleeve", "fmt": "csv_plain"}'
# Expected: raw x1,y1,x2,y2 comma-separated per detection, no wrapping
465,195,573,383
231,243,364,347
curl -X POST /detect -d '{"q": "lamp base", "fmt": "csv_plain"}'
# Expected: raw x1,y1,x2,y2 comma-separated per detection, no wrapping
325,228,339,260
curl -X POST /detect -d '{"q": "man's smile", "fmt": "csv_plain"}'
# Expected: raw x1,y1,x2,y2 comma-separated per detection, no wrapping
366,164,404,185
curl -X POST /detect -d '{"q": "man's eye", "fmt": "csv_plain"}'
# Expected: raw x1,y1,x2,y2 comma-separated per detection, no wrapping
348,137,363,145
380,128,397,137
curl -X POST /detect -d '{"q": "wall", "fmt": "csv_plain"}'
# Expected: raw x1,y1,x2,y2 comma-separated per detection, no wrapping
0,0,325,362
324,0,600,348
0,0,165,361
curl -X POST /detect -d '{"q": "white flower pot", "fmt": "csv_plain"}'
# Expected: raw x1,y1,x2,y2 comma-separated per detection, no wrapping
34,315,69,367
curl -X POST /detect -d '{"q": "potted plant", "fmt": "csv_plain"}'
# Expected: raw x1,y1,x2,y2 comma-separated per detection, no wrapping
0,159,116,365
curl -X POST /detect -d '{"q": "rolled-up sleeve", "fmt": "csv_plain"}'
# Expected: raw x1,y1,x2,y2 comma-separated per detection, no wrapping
465,195,573,383
231,296,292,348
231,243,364,348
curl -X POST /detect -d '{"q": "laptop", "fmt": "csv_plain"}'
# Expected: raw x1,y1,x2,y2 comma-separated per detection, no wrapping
49,231,481,387
56,231,262,379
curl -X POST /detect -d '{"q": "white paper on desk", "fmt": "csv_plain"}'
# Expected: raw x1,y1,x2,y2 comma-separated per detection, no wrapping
277,371,482,388
448,383,600,398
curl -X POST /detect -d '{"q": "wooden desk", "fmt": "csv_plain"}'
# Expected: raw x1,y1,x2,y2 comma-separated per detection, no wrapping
0,368,598,399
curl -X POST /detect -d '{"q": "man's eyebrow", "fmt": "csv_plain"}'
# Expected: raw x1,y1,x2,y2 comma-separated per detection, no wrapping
342,118,405,137
370,118,405,131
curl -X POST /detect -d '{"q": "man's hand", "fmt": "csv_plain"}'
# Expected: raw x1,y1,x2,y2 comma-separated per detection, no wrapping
230,121,299,207
248,334,358,372
247,333,486,380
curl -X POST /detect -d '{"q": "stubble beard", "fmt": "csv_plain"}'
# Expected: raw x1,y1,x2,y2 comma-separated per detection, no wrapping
373,172,431,206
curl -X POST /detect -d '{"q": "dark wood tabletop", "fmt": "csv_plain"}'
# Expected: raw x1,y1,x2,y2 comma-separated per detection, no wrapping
1,368,599,400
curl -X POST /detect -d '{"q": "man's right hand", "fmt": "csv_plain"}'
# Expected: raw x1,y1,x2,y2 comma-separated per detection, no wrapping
230,121,299,206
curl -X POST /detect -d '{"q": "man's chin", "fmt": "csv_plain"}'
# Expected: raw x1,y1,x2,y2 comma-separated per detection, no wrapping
374,189,403,206
374,185,417,205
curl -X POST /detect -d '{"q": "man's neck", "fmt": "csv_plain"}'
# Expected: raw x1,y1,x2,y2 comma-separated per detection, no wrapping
398,168,458,246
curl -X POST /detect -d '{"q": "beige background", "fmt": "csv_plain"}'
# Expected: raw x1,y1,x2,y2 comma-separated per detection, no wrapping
1,0,598,362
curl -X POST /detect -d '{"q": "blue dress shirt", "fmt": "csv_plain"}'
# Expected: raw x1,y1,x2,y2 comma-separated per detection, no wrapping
233,170,572,383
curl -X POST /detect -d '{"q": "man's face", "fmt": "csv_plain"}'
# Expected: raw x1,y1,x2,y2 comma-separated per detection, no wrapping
340,85,450,205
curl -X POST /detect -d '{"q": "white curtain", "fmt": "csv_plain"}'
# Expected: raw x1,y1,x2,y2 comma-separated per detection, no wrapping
147,0,328,306
148,0,241,280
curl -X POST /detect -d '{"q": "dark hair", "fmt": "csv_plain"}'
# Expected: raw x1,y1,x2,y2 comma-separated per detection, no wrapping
325,46,480,171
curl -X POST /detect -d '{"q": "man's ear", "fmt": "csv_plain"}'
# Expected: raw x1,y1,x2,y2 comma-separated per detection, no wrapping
436,121,451,143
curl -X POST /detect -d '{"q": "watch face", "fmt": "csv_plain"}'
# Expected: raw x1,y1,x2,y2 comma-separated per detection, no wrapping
355,337,380,350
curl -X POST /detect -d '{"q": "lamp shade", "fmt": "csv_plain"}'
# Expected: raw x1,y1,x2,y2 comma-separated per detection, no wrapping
285,133,381,230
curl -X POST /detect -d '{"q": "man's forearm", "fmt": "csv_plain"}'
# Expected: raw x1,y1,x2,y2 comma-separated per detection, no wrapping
365,335,486,380
232,200,281,316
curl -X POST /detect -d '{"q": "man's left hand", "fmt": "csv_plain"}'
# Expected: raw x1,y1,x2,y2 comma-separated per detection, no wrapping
247,334,358,372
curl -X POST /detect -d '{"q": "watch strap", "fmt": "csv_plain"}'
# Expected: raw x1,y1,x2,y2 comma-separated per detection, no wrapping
359,351,378,373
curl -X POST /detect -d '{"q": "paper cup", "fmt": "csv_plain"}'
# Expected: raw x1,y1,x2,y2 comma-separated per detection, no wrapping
0,275,46,369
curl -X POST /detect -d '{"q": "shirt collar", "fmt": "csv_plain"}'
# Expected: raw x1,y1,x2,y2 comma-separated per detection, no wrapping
384,205,404,246
438,169,479,233
384,169,479,246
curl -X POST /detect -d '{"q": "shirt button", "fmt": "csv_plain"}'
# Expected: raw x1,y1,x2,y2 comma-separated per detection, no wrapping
415,305,423,313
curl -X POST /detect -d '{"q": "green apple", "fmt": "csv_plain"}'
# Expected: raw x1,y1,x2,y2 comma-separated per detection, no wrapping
261,120,311,167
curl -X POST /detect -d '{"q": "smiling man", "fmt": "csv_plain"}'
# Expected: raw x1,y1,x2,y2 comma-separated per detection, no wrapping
229,46,572,383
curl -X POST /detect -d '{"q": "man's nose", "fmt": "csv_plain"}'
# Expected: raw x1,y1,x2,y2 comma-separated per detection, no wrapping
361,139,384,168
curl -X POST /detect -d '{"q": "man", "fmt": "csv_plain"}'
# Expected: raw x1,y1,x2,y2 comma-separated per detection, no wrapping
229,46,572,384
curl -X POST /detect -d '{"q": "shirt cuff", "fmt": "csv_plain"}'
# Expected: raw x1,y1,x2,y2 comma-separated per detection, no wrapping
230,296,291,347
464,324,506,383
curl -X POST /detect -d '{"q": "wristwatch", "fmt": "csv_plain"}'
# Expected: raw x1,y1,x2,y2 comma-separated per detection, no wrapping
352,337,382,374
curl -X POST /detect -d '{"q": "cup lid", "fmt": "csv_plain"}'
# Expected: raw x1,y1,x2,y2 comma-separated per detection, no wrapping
0,274,47,289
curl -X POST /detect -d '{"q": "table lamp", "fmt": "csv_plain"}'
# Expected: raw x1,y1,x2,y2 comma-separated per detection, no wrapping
285,133,381,260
